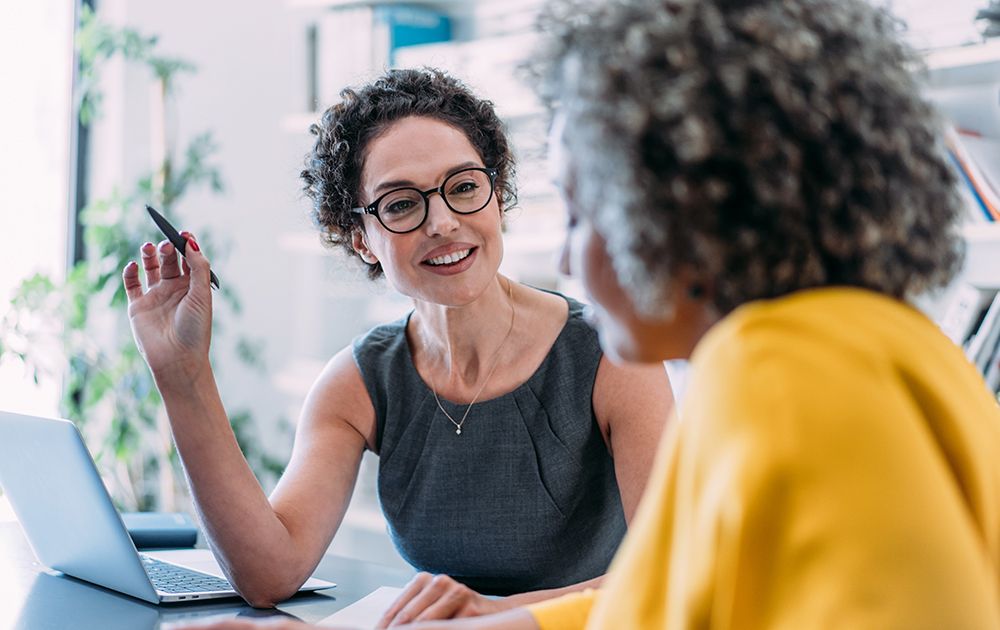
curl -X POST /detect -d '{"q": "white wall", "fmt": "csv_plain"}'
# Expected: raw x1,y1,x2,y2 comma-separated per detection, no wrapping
94,0,332,448
0,0,74,417
888,0,986,49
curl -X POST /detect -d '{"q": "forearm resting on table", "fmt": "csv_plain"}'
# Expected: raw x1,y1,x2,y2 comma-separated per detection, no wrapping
403,609,541,630
401,592,595,630
153,363,305,605
501,576,601,609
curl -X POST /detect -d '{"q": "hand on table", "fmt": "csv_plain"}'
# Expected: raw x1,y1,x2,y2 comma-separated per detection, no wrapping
376,573,507,628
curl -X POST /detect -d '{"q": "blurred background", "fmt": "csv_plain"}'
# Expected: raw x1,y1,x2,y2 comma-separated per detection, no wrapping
1,0,999,571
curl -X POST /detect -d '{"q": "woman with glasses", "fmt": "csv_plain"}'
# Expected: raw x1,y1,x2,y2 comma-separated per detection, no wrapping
121,68,673,620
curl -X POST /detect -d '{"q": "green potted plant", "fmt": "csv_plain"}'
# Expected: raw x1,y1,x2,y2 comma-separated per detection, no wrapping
0,6,286,512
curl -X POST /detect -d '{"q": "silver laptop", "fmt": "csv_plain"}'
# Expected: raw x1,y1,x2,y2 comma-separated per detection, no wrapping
0,411,336,604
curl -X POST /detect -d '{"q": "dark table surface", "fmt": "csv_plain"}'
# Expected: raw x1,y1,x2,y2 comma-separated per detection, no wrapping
0,521,415,629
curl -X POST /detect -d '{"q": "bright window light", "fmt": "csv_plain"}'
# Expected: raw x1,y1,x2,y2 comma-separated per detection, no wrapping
0,1,75,417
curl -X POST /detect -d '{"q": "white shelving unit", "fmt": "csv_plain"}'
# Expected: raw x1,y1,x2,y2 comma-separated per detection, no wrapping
924,38,1000,73
962,223,1000,289
922,40,1000,294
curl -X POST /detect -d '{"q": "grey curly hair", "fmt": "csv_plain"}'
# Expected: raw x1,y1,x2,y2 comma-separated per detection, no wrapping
530,0,965,317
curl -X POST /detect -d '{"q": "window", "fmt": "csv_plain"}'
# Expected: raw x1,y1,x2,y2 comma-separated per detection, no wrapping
0,0,76,416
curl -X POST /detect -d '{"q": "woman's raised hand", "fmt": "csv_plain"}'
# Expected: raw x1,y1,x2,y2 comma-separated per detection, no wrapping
122,233,213,379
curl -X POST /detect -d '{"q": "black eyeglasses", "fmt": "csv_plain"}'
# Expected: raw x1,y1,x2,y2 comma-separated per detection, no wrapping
351,167,499,234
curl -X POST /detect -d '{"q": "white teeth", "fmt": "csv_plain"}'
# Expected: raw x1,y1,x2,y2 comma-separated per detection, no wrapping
426,249,471,266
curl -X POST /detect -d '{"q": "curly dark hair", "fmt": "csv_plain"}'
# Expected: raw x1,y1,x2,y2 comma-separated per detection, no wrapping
530,0,965,316
301,68,517,279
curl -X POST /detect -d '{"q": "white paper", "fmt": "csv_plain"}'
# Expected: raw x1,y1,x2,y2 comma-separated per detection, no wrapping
145,548,227,577
318,586,403,629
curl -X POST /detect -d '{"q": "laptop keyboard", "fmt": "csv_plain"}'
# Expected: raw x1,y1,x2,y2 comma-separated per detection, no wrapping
142,555,234,593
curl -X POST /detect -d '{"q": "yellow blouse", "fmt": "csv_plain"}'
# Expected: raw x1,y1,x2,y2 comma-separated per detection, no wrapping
530,288,1000,629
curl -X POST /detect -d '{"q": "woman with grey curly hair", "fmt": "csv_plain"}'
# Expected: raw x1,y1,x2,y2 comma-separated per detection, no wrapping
516,0,1000,628
123,67,673,622
228,0,994,629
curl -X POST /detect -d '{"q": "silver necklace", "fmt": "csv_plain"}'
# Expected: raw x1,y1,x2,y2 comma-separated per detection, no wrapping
430,279,516,435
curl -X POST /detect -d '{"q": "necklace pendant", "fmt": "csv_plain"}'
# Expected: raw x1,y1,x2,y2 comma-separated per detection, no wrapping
456,428,462,435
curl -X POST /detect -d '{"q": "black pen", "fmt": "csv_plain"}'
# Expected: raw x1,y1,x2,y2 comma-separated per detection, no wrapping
145,204,221,290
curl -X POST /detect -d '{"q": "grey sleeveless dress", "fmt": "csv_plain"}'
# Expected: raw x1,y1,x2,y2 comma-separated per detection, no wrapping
352,294,626,595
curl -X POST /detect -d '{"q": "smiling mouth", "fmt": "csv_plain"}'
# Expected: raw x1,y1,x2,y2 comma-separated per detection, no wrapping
423,247,475,267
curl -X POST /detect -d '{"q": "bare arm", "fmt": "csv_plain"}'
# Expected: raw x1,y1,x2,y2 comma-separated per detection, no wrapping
394,610,540,630
591,356,674,521
174,349,372,607
123,237,373,607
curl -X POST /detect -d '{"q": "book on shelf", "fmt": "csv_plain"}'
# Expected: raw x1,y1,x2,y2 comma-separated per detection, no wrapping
940,283,998,346
924,59,1000,222
983,333,1000,392
946,127,1000,223
942,286,1000,395
964,290,1000,375
379,5,451,65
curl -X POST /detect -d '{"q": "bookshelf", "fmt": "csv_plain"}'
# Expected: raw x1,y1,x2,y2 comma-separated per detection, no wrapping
922,39,1000,294
922,39,1000,397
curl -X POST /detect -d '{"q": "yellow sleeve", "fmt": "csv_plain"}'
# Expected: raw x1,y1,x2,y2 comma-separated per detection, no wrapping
526,589,598,630
584,291,1000,629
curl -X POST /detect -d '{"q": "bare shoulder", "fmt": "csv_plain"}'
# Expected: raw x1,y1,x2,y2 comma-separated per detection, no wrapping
298,345,378,452
591,358,674,517
593,357,674,439
516,285,571,335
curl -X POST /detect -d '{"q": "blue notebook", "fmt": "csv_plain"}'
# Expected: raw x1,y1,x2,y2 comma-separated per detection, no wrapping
121,512,198,549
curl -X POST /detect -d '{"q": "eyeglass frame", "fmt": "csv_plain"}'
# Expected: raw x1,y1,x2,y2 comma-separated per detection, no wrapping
350,166,500,234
